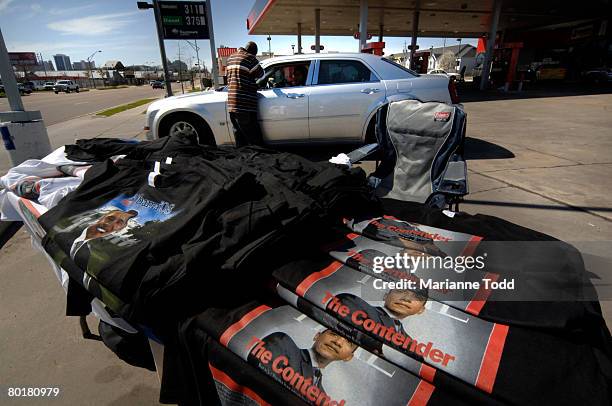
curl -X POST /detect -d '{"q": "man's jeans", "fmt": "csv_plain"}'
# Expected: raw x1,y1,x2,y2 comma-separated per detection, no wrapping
229,112,264,147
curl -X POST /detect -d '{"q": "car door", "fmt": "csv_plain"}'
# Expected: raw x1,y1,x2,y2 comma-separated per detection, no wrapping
257,61,313,143
308,58,386,141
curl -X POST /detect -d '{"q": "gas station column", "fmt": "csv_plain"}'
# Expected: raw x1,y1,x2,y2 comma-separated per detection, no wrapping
480,0,503,90
409,0,420,70
359,0,368,51
378,24,384,42
315,9,321,53
297,22,302,54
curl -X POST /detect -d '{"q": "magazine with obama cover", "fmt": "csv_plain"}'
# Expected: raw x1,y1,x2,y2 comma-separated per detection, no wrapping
217,304,436,406
332,216,497,315
274,260,509,395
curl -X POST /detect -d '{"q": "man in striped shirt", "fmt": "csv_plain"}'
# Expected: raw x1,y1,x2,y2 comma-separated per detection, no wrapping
226,42,265,146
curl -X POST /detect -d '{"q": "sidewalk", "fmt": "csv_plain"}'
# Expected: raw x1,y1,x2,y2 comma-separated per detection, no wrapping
0,104,164,406
47,101,150,148
0,100,153,174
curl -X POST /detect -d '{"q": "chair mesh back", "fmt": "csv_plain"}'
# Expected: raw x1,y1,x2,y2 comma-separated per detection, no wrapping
375,99,459,203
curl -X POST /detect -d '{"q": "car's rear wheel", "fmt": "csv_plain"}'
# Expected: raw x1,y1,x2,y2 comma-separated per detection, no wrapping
159,112,216,146
54,91,59,94
75,87,79,93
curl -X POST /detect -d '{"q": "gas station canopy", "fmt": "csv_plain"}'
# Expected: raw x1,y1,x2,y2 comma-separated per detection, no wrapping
247,0,610,38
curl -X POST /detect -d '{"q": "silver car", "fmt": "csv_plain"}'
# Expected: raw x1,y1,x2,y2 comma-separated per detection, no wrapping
144,53,457,146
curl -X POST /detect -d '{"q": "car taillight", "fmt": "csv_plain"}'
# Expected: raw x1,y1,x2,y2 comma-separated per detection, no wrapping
448,77,460,104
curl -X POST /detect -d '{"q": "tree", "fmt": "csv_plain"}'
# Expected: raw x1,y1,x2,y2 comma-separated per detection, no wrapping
167,59,188,73
438,51,457,72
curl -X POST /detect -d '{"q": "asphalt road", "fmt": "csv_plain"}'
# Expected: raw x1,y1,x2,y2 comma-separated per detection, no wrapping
0,86,167,125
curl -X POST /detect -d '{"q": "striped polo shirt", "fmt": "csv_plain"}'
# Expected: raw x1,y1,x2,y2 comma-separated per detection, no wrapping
226,48,264,113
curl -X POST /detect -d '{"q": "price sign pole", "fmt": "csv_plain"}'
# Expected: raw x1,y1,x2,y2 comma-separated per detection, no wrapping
138,0,220,95
205,0,219,88
153,0,173,97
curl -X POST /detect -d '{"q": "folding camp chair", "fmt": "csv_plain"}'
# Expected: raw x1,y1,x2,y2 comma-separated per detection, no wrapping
347,99,468,211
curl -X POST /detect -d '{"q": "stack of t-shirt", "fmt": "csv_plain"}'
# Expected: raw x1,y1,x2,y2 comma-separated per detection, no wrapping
39,135,374,328
165,209,611,405
272,257,611,405
175,301,488,406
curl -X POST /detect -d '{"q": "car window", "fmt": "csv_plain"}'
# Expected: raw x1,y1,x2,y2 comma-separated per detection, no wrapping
263,62,310,89
317,60,378,85
381,58,419,78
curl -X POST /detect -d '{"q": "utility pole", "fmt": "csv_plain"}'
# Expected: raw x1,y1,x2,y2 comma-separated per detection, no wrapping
177,41,184,94
0,27,51,166
38,52,47,77
186,40,201,90
267,35,272,56
194,39,200,89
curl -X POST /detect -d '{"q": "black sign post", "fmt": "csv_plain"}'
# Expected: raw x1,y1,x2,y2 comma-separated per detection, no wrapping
138,0,220,95
152,0,173,97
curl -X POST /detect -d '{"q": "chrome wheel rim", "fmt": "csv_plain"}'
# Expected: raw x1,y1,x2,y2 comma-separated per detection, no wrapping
169,121,198,137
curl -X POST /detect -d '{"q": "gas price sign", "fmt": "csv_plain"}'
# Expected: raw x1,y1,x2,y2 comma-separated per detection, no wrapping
159,1,209,39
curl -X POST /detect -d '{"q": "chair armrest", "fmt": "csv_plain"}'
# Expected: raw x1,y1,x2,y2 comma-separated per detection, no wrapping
346,143,379,164
437,159,468,196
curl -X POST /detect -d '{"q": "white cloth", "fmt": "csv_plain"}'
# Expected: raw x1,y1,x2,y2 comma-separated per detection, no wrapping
0,146,87,220
328,153,352,168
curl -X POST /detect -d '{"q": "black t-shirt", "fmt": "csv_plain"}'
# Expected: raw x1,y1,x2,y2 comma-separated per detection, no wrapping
42,137,375,327
339,200,605,331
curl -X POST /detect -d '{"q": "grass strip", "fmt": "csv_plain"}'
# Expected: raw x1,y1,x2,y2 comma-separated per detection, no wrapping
96,98,156,117
97,85,130,90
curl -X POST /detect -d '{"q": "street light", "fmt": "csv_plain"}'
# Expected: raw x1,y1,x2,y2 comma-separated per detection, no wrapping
86,50,101,89
267,35,272,56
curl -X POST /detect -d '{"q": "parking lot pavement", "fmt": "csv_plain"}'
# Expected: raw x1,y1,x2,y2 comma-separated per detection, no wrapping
0,85,166,126
0,98,153,175
0,91,611,404
459,93,612,323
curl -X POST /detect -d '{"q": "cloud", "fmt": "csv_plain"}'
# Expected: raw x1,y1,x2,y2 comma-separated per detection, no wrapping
0,0,15,12
6,41,95,53
47,12,138,36
48,4,97,16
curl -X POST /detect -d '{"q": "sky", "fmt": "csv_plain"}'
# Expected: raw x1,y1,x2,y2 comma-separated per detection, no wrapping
0,0,477,70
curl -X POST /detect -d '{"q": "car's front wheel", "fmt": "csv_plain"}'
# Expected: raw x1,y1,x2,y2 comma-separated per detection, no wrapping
75,87,79,93
159,112,215,146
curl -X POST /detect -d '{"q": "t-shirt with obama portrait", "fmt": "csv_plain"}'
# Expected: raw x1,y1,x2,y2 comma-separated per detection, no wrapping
42,192,180,299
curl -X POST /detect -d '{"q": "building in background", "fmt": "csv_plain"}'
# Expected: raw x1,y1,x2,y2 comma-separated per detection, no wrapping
424,44,477,74
217,47,237,83
42,60,55,71
102,60,125,70
72,60,95,70
53,54,72,71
